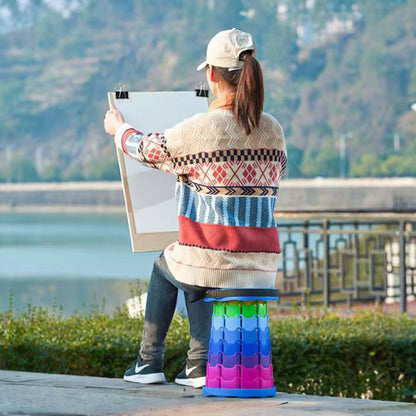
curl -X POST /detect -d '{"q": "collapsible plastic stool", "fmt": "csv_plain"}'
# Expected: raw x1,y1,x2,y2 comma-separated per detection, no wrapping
203,288,279,398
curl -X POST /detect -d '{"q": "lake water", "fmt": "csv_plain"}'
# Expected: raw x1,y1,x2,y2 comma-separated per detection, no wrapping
0,213,162,314
0,212,339,315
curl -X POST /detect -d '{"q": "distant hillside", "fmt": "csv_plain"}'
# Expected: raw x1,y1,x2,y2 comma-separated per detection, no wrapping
0,0,415,181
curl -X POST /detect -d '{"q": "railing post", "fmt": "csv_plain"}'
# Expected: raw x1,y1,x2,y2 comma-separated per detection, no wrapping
354,221,360,300
399,220,407,313
304,220,311,290
323,219,330,308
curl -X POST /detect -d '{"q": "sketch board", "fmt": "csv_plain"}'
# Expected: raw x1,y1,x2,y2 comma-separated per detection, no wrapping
108,91,209,252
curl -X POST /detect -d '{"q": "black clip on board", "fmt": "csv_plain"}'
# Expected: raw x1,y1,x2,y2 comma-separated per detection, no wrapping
195,88,209,98
116,90,129,99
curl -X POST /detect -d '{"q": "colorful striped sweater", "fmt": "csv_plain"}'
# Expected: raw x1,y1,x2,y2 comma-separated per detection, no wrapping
114,97,287,288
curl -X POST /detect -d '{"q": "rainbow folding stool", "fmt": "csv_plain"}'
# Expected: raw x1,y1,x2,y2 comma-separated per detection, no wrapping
203,288,279,398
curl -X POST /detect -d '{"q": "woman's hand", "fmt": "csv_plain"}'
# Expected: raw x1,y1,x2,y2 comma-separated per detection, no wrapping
104,102,125,136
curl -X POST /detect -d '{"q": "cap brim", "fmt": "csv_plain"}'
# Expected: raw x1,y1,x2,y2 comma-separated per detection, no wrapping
196,61,207,71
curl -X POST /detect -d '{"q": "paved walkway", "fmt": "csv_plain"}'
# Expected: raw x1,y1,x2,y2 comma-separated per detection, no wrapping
0,371,415,416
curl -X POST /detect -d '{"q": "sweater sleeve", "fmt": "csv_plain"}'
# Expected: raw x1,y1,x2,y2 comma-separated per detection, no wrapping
275,120,288,180
114,123,176,175
279,138,288,180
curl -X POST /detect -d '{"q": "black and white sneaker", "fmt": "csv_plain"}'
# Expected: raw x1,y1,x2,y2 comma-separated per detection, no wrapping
123,357,166,384
174,359,206,388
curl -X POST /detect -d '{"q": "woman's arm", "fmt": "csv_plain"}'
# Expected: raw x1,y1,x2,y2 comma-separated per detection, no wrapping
114,124,176,174
104,104,176,174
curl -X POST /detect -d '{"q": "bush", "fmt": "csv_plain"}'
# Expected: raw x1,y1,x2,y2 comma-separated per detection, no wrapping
0,307,414,402
271,311,416,402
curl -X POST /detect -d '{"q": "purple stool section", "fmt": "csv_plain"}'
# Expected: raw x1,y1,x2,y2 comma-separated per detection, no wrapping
208,352,272,369
208,352,222,367
241,352,272,368
222,353,241,367
240,353,259,368
206,364,274,390
260,353,272,368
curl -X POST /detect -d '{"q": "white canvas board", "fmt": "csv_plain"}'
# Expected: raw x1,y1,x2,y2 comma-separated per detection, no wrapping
109,91,209,252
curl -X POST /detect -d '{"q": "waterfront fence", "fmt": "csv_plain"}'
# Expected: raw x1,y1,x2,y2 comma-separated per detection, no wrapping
275,214,416,312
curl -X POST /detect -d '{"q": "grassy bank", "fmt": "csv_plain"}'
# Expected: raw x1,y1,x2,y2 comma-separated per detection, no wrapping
0,306,415,403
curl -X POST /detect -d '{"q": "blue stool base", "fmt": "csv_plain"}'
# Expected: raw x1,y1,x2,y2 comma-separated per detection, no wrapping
203,386,276,398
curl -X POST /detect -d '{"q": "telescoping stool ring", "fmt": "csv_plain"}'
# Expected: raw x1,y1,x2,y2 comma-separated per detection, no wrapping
203,288,279,398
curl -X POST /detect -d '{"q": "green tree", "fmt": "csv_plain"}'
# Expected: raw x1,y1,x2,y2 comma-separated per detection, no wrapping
41,164,62,182
285,144,303,178
84,159,120,181
63,166,85,181
350,154,382,177
1,0,415,180
301,141,340,177
6,157,39,182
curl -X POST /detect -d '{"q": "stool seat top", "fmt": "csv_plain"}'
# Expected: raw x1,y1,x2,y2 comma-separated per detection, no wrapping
204,288,278,302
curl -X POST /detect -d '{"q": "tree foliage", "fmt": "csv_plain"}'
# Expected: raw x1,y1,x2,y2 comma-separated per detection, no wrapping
0,0,415,181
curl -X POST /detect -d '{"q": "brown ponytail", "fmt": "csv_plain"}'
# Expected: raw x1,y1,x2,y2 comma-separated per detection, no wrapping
213,51,264,135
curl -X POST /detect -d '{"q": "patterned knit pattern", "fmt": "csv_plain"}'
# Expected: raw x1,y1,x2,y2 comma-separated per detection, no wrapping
115,108,287,288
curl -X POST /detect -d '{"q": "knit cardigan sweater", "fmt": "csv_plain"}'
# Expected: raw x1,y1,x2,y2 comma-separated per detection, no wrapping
114,97,287,288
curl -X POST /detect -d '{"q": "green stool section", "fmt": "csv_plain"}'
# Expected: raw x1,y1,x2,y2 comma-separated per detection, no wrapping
242,302,258,318
213,300,268,318
226,301,241,318
213,302,226,317
257,302,268,318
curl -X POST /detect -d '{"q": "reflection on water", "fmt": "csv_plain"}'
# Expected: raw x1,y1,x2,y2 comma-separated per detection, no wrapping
0,213,161,279
0,213,160,314
2,278,141,316
0,212,307,315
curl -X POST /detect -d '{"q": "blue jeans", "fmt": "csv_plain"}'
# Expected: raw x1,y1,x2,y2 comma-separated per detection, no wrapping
139,253,213,363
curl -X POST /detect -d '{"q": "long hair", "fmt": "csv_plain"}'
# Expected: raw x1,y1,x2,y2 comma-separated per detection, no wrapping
213,51,264,135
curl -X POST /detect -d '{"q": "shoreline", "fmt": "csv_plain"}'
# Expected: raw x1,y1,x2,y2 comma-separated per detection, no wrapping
1,178,416,214
1,177,416,191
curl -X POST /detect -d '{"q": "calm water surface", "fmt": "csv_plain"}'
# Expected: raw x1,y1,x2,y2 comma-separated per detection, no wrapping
0,212,327,314
0,213,161,314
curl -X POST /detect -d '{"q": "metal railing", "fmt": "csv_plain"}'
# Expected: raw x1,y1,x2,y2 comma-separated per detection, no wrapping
275,213,416,312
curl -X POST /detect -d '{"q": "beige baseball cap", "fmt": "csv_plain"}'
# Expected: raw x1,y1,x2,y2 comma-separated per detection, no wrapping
196,28,256,71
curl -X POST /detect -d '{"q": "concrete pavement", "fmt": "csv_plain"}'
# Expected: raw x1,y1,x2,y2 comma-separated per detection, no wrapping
0,370,415,416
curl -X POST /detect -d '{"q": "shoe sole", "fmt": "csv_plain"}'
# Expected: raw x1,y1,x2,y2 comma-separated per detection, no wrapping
174,376,206,388
123,373,166,384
